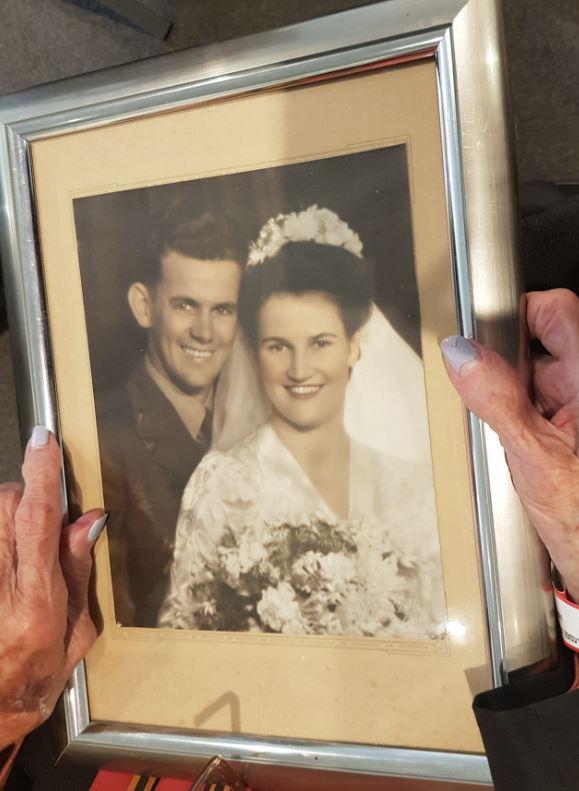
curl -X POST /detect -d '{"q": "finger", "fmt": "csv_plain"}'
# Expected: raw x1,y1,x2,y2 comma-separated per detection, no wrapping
527,289,579,360
0,482,23,589
61,509,107,619
0,482,24,494
61,510,107,673
532,354,564,414
15,428,63,586
532,354,577,417
0,481,24,540
440,336,540,449
64,611,97,678
442,335,577,455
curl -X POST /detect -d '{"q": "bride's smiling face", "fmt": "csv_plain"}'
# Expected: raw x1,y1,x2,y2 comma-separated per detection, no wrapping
257,292,361,431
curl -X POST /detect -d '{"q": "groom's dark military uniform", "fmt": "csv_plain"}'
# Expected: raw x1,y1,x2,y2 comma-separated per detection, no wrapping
97,362,211,627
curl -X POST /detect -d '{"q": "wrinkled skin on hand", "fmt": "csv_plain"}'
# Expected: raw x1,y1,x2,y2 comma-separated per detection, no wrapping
0,433,103,749
443,289,579,600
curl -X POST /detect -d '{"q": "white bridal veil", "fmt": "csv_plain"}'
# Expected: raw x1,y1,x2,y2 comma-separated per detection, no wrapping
212,205,433,466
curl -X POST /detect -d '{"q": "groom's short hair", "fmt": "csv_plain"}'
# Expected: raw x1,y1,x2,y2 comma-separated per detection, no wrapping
140,210,247,286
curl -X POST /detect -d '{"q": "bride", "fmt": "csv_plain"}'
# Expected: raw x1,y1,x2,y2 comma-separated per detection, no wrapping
159,207,445,638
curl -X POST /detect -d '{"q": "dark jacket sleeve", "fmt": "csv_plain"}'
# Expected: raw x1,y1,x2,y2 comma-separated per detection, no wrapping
98,416,136,626
473,648,579,791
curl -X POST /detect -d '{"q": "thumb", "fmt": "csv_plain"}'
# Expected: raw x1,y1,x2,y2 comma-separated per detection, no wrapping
440,335,539,450
60,509,107,671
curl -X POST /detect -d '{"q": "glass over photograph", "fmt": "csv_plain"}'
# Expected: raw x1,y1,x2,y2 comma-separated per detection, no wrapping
74,144,446,640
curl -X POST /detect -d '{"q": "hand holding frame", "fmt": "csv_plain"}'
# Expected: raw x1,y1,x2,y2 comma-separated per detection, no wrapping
0,429,106,749
442,289,579,601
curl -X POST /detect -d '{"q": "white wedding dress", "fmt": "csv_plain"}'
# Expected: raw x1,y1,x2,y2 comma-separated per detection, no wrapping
159,423,446,639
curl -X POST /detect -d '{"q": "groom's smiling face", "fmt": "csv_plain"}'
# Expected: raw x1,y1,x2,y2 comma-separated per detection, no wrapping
129,249,241,398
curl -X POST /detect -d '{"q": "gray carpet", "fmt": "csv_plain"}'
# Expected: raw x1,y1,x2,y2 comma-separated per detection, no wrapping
0,332,22,481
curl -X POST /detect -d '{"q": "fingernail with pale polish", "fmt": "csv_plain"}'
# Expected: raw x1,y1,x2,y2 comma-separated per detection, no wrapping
88,513,109,544
441,336,480,373
30,425,50,448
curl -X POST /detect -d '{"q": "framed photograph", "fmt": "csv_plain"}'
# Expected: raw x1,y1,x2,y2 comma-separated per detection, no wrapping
0,0,553,786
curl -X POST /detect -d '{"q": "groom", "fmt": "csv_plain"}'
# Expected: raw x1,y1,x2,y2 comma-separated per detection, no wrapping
98,211,246,627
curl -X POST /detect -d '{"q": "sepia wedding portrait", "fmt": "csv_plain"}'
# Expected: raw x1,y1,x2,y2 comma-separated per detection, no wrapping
75,148,445,641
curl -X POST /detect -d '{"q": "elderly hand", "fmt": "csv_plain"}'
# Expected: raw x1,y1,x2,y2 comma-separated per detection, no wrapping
0,427,106,750
442,288,579,600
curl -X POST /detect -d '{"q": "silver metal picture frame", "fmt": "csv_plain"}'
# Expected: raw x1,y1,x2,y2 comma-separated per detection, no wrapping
0,0,550,785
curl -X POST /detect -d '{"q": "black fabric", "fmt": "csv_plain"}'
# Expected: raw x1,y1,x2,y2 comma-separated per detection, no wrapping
0,279,6,334
6,722,97,791
521,187,579,295
474,649,579,791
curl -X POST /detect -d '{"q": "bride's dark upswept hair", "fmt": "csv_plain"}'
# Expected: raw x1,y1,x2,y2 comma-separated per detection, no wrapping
239,240,373,349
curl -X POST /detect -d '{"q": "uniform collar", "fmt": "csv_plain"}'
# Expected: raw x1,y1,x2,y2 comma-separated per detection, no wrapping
127,362,211,482
144,355,211,443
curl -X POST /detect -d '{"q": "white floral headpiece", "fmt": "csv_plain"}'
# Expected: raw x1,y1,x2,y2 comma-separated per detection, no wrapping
247,204,363,267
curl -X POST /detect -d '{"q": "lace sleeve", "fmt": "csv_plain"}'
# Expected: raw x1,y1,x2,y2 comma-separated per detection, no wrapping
158,449,258,629
401,462,446,635
367,452,446,638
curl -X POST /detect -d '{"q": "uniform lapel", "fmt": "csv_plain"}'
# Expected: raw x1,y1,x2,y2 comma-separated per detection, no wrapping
126,362,209,483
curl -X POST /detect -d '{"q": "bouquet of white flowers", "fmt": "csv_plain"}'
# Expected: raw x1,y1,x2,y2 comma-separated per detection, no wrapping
189,517,438,637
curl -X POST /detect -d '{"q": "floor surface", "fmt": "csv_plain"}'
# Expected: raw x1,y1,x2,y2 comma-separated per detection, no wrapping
0,331,22,481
